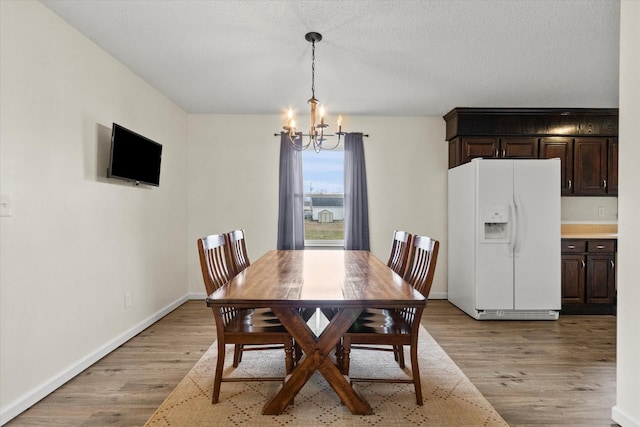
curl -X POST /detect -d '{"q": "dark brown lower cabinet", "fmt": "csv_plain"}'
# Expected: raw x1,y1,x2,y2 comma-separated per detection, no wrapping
561,239,616,315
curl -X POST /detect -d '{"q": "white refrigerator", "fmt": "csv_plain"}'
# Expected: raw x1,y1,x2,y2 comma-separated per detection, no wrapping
447,158,561,320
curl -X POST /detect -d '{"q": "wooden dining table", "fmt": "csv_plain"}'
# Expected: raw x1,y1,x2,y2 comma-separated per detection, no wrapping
205,249,426,415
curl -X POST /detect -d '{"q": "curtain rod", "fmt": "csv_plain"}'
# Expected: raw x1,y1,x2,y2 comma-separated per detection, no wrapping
273,133,369,137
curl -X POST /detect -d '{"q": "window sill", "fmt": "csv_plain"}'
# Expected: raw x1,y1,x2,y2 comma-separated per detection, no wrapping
304,240,344,248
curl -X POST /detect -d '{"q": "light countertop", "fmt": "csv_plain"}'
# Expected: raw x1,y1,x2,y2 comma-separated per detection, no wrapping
561,223,618,239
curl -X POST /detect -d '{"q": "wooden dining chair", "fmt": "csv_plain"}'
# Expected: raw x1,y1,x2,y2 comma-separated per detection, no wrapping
227,229,250,276
224,229,295,364
387,230,413,276
197,234,295,404
340,235,439,405
345,230,412,364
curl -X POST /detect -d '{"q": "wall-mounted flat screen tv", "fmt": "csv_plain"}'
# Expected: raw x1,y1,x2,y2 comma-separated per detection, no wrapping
107,123,162,187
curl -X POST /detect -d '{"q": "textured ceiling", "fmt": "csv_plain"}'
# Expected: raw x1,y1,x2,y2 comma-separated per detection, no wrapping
40,0,620,117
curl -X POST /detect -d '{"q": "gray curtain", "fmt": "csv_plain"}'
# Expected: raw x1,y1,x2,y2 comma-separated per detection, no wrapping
277,132,304,250
344,133,370,250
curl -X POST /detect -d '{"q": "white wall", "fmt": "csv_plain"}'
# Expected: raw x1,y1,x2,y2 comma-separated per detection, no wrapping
613,1,640,426
187,115,449,298
0,1,188,422
187,114,281,294
561,197,618,223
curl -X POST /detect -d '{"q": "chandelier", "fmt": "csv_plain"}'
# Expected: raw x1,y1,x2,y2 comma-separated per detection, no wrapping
282,32,345,152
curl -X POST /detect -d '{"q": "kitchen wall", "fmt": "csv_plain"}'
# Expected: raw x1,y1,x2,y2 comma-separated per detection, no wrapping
0,1,188,421
187,115,449,298
561,197,618,223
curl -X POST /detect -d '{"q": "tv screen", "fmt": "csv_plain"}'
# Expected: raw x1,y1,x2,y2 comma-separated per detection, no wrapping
108,123,162,186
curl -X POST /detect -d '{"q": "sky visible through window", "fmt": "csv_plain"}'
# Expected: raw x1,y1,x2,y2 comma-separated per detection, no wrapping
302,150,344,193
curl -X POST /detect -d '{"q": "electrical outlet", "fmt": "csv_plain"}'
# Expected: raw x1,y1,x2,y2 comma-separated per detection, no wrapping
124,292,132,308
0,193,12,217
598,206,605,217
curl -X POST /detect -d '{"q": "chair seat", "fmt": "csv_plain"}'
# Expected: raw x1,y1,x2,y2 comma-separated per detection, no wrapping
225,309,290,334
347,309,413,336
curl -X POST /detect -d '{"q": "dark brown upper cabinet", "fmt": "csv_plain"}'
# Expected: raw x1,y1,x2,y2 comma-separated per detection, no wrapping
444,108,619,197
540,137,573,195
608,138,618,195
573,138,609,195
459,137,539,165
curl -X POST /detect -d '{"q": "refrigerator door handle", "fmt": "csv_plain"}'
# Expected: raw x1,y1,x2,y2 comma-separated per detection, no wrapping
508,200,517,257
513,195,523,256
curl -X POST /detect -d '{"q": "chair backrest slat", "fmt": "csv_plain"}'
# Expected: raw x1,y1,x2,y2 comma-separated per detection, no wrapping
197,233,234,296
404,235,439,297
387,230,413,277
227,229,251,276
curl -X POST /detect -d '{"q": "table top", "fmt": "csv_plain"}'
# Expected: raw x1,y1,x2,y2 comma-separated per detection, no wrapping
206,250,426,309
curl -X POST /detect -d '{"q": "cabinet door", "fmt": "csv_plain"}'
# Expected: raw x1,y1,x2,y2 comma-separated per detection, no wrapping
460,137,499,164
561,254,586,304
500,137,539,158
540,137,574,195
448,138,460,169
574,138,608,195
608,138,618,195
586,254,615,304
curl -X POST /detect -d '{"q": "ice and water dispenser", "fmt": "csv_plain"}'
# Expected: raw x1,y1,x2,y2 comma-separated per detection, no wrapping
481,207,510,242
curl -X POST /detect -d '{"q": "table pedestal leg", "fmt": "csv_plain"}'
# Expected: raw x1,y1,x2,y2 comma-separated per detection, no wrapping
263,307,372,415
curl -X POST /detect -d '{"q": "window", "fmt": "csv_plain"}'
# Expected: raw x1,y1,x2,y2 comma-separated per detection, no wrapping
302,148,344,246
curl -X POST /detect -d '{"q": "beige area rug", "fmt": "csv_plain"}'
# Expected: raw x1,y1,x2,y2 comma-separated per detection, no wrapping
145,324,508,427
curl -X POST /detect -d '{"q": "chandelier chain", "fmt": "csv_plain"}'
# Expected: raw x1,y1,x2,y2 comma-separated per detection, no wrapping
311,39,316,99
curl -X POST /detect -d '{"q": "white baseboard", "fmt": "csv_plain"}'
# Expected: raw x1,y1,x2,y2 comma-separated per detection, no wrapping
612,405,640,427
188,292,207,300
428,292,448,300
0,294,189,426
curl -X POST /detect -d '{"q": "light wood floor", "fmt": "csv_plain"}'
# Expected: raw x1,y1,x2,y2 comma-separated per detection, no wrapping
6,300,617,426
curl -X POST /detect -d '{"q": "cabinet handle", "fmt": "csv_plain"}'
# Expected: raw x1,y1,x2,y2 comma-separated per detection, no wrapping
568,180,572,189
567,245,576,249
603,179,607,189
596,245,605,249
495,149,499,157
610,260,615,269
502,149,506,157
581,260,586,269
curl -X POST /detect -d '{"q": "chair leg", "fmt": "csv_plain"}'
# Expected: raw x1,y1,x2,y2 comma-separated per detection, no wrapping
341,336,352,375
397,345,406,369
410,341,423,405
284,336,294,374
335,339,343,367
233,344,242,367
212,340,226,404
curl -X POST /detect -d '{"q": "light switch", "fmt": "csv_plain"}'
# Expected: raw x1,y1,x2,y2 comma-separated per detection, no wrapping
0,193,12,217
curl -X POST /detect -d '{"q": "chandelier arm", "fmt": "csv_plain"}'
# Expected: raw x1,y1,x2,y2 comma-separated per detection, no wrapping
321,137,342,150
288,132,311,151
